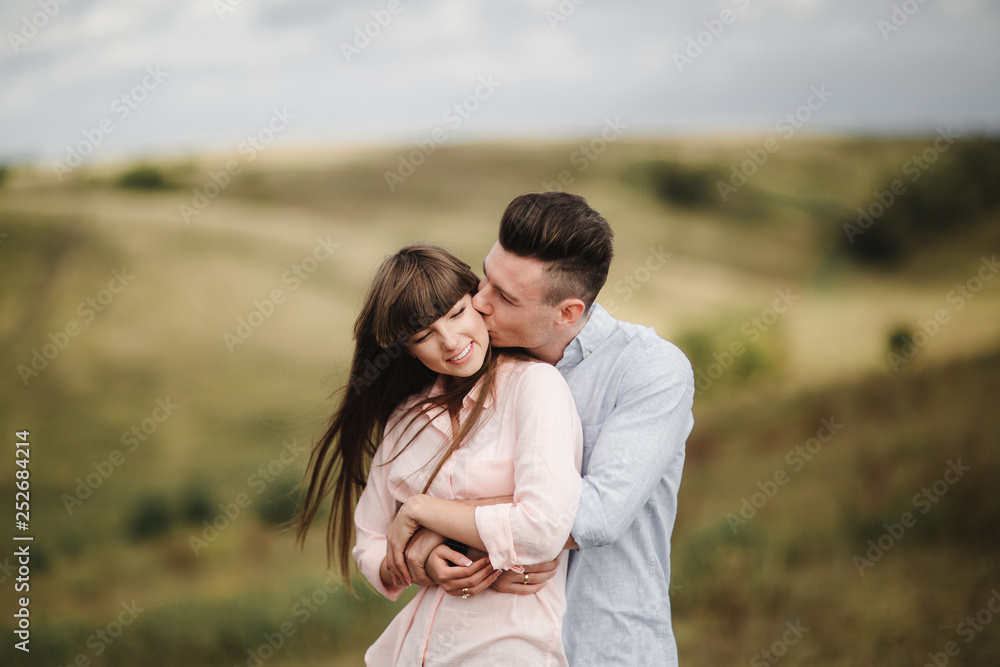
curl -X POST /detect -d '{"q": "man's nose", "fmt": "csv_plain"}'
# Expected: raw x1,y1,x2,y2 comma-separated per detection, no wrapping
472,287,491,315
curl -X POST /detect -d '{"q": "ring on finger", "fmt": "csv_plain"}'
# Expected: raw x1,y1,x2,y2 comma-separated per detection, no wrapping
462,587,470,599
523,573,530,585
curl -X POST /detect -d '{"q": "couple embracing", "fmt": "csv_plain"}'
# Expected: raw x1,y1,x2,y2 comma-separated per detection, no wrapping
297,192,695,666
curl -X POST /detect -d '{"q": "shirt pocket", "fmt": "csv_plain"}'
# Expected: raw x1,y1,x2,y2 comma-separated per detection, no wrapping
463,458,515,499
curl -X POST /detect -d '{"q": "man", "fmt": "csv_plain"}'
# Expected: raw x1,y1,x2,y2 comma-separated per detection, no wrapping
407,192,695,665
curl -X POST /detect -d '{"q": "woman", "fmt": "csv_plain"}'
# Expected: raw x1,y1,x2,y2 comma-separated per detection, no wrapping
296,244,582,666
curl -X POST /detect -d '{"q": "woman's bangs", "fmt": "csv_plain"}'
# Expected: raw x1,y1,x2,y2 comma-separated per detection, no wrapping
374,261,474,348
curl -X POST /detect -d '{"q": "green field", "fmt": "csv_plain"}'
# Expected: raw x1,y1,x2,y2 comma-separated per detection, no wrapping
1,136,999,665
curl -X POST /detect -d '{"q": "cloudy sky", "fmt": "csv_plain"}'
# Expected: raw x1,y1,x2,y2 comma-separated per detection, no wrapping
1,0,998,164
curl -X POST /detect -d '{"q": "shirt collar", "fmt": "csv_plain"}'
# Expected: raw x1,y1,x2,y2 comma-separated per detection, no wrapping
556,303,616,371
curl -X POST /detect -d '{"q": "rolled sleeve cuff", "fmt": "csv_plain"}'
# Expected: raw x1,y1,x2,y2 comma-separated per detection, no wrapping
355,540,406,601
570,481,613,550
475,503,523,572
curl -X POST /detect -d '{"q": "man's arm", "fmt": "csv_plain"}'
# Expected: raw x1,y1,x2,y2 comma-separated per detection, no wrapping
571,342,694,550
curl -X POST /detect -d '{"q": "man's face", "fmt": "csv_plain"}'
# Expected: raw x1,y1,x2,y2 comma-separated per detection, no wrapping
472,242,561,350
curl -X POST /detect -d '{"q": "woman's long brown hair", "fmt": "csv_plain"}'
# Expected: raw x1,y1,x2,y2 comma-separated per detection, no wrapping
295,244,515,589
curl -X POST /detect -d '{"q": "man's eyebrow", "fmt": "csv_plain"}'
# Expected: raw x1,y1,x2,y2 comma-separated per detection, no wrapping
482,260,519,304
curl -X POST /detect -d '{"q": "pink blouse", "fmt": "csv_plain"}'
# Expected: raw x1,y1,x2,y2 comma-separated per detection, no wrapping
353,358,583,666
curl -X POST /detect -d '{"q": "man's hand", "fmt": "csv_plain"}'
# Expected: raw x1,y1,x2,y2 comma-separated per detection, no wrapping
490,557,559,595
425,543,501,597
405,528,447,587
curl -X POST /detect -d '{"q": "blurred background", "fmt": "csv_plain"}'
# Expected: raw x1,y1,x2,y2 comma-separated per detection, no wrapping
2,1,999,665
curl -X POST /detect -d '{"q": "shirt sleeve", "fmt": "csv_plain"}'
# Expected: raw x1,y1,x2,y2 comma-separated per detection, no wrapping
352,419,408,601
571,340,695,550
475,363,583,570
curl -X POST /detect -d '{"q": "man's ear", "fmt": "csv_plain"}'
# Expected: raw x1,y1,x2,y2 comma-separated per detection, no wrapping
554,299,587,330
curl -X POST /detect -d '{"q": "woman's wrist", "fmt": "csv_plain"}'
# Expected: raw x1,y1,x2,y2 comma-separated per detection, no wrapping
404,493,428,523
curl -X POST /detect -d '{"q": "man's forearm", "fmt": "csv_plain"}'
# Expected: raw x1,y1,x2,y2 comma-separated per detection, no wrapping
455,495,513,507
379,557,396,587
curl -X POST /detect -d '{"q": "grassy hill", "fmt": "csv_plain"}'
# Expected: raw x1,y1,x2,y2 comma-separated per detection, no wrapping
1,136,998,665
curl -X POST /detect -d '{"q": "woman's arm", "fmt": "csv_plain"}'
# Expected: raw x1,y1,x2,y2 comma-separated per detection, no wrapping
397,495,487,548
402,497,512,585
353,428,409,599
385,494,488,584
473,363,583,571
387,363,583,584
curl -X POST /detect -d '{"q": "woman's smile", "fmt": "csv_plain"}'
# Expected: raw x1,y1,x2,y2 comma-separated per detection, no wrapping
447,342,473,364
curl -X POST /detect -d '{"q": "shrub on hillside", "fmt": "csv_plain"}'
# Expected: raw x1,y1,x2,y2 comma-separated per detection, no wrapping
125,495,174,542
255,479,301,527
838,138,1000,266
623,160,724,208
180,485,215,525
117,164,171,190
675,316,784,396
887,327,914,355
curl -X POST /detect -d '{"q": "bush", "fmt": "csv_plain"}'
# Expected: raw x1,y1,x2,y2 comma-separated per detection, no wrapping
623,160,725,208
180,485,215,525
117,165,171,190
837,137,1000,265
675,316,784,396
125,495,174,541
255,479,302,527
887,327,914,355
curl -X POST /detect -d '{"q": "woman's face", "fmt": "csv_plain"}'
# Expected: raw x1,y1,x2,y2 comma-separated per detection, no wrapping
405,293,489,378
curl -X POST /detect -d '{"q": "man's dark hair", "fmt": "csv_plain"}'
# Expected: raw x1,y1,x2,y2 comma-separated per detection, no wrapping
499,192,614,310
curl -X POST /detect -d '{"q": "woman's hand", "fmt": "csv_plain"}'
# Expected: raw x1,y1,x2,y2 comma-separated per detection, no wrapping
386,495,426,587
425,543,501,597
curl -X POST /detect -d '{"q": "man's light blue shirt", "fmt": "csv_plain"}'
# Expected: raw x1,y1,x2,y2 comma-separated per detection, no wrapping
556,304,695,667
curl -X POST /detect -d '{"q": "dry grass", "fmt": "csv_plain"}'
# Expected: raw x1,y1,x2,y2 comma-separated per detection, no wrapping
1,136,998,665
